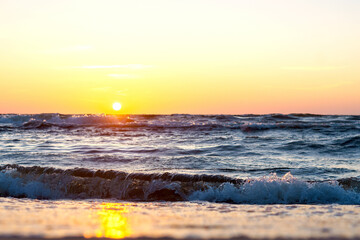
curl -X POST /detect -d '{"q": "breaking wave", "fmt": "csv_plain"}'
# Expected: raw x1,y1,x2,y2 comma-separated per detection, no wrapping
1,165,359,204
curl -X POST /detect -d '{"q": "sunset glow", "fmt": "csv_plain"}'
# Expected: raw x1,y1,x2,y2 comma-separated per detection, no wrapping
0,0,359,114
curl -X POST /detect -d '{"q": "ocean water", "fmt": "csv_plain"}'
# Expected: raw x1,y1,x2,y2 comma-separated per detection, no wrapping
0,113,360,239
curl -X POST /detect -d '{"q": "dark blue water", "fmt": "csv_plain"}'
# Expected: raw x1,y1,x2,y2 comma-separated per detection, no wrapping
1,114,360,204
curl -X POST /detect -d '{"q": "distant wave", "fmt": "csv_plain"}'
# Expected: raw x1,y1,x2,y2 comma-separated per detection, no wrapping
0,114,358,133
1,165,359,204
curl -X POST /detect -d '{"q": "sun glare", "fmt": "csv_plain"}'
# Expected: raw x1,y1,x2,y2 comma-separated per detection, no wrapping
112,102,122,111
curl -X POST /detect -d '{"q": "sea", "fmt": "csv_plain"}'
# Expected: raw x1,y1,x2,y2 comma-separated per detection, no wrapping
0,113,360,239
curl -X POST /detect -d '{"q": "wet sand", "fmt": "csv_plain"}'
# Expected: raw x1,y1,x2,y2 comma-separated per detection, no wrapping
1,237,360,240
0,198,359,240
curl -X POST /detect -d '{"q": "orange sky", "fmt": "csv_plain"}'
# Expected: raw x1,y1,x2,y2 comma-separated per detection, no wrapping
1,0,359,114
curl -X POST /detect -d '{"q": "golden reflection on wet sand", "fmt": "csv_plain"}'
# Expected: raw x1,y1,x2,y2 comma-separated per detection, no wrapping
85,203,131,239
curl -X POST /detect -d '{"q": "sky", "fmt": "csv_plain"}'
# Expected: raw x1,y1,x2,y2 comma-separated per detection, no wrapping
0,0,359,114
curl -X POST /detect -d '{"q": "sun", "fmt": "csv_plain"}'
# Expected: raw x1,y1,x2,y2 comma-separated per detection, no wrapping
112,102,122,111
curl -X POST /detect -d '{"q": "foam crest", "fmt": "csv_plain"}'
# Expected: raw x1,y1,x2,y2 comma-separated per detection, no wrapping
190,173,360,204
0,169,56,199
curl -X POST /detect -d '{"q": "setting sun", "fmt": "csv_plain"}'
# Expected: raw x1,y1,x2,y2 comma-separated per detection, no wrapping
112,102,122,111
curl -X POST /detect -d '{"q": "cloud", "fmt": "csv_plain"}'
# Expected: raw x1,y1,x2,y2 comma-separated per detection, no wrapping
90,87,128,96
281,66,348,71
75,64,152,69
107,73,136,79
116,90,128,96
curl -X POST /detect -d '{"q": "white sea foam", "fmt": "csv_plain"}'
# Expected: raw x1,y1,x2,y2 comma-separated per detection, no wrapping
189,173,360,204
0,170,55,199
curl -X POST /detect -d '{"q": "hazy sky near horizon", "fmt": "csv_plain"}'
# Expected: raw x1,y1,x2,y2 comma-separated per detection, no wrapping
1,0,359,114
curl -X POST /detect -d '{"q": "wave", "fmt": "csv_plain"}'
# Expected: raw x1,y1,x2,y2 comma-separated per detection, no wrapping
276,140,327,151
1,165,359,204
0,114,358,134
336,135,360,149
